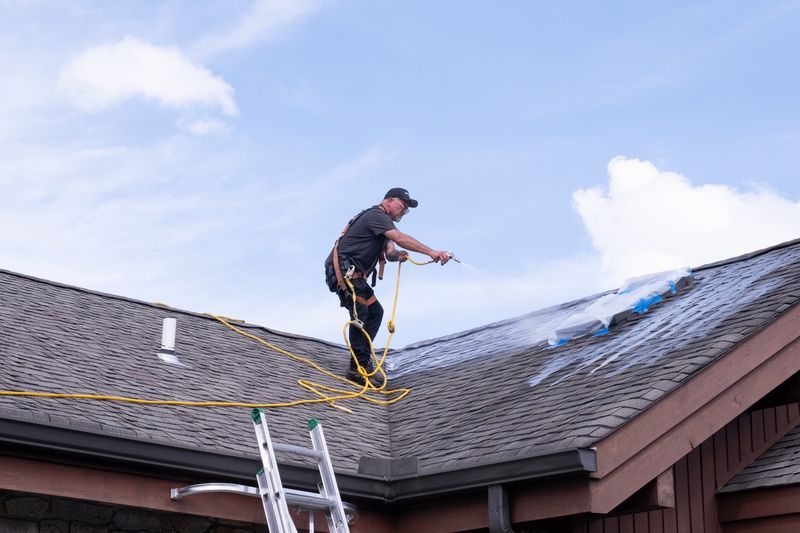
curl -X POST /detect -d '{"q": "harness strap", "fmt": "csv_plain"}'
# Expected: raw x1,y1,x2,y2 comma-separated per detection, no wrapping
355,295,378,306
332,237,346,290
332,208,390,290
370,252,386,287
332,209,368,290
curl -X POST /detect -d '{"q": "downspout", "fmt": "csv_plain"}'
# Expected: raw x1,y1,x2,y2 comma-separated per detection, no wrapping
488,484,518,533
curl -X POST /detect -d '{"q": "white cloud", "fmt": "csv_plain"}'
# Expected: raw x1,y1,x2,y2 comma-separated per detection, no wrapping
0,134,402,343
177,117,231,136
58,36,237,116
573,156,800,282
0,133,277,305
193,0,323,57
353,156,800,347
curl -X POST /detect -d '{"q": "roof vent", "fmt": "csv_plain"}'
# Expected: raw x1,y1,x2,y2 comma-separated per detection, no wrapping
157,317,191,368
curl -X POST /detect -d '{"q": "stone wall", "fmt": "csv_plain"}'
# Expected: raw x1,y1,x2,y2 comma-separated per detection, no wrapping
0,491,267,533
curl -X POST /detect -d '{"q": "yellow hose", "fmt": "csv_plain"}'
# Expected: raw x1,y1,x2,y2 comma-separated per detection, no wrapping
0,256,430,413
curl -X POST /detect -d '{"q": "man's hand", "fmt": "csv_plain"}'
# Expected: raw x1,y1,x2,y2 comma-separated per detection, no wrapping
431,251,451,265
396,251,409,263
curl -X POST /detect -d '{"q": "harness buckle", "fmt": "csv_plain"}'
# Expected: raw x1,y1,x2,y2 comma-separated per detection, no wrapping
345,265,356,280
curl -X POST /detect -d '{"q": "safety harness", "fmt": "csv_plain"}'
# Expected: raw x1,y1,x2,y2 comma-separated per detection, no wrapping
331,208,387,291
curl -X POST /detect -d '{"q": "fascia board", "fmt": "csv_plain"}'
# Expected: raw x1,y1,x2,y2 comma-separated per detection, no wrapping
588,302,800,513
0,414,595,504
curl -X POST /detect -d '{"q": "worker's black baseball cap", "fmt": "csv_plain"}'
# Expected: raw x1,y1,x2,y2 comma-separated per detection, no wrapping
384,187,418,208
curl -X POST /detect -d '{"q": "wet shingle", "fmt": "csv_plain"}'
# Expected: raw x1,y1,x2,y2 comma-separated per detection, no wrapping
3,239,800,479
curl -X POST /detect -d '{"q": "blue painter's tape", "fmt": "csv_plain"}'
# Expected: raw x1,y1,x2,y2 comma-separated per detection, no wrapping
633,294,663,314
546,338,569,349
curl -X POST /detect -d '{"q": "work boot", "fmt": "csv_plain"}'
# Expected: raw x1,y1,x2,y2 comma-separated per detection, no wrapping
345,365,386,388
365,362,387,387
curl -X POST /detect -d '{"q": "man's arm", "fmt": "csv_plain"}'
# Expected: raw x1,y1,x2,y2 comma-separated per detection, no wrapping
384,240,407,262
384,229,450,264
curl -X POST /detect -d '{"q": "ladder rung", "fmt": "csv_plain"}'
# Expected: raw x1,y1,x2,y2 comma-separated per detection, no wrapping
171,484,334,512
170,483,257,500
272,442,324,460
284,488,336,511
171,483,359,522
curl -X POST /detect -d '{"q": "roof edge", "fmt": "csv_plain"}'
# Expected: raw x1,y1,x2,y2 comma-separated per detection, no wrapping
0,415,389,502
0,415,595,504
387,447,596,502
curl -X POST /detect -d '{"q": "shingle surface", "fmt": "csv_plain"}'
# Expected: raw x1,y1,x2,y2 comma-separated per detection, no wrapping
3,240,800,479
0,276,391,474
720,425,800,493
386,240,800,475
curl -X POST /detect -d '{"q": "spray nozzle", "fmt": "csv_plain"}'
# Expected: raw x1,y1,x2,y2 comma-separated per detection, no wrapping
447,251,462,264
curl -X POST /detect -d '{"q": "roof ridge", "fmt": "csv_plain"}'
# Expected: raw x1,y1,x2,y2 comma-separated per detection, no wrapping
398,292,606,351
3,236,798,353
396,238,800,350
0,267,346,350
693,237,800,271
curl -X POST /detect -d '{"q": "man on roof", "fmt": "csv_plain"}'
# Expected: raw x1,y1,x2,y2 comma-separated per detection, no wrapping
325,187,451,386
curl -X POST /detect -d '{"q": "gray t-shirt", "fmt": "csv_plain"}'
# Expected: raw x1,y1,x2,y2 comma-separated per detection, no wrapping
326,206,396,275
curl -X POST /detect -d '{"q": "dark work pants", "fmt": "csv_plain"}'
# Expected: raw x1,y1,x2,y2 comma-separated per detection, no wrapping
337,279,384,369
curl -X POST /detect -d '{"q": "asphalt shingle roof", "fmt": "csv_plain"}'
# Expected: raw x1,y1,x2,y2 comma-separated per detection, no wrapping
719,424,800,493
3,239,800,479
0,276,391,474
386,241,800,475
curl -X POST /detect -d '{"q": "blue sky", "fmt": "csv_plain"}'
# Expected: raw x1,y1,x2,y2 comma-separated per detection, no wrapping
2,0,799,348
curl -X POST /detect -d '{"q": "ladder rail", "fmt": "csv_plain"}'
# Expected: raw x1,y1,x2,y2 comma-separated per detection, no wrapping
308,419,350,533
253,411,299,533
169,411,353,533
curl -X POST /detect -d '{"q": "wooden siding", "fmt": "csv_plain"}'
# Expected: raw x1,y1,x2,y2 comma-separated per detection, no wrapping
718,484,800,532
568,403,800,533
721,515,800,533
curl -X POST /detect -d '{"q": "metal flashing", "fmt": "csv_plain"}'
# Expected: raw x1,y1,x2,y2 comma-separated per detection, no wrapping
0,416,595,505
388,448,597,502
0,416,388,502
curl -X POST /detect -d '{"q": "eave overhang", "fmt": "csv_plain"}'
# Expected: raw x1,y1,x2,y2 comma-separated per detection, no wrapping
4,301,800,529
0,414,595,505
586,298,800,515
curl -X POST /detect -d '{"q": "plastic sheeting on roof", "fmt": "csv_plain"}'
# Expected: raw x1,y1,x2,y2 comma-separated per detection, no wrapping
386,299,587,378
547,267,692,346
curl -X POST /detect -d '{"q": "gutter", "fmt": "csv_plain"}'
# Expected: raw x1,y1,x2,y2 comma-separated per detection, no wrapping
386,448,596,501
0,416,388,502
0,416,596,504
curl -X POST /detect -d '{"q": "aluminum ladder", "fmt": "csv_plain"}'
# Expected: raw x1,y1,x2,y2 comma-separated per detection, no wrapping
171,409,352,533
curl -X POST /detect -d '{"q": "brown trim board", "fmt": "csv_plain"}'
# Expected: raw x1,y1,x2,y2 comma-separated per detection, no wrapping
480,302,800,524
0,455,264,522
363,304,800,530
587,302,800,513
0,455,393,532
718,484,800,523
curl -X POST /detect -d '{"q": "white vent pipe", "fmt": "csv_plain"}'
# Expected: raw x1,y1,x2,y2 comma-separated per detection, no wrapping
161,317,177,353
157,317,190,367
